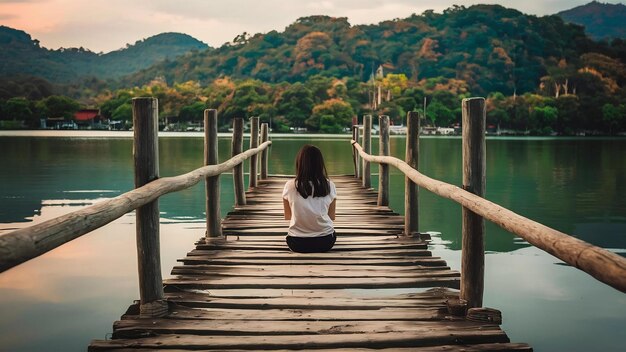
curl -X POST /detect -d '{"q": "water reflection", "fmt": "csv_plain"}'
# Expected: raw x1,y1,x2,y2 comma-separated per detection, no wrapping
1,136,624,251
0,135,625,351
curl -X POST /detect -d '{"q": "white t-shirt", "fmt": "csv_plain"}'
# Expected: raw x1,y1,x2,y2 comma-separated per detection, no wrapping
282,179,337,237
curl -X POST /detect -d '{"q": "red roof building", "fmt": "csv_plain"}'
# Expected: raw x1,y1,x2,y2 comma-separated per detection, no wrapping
74,109,100,122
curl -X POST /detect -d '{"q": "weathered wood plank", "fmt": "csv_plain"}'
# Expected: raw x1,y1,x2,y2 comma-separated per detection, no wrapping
185,249,434,260
194,243,426,251
112,319,500,338
163,276,460,289
160,287,458,299
90,329,509,350
99,344,532,352
178,257,449,267
165,289,455,310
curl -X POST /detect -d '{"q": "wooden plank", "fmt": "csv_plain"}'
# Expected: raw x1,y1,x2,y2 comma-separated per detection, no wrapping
162,287,458,299
178,257,449,267
163,276,460,289
170,268,459,280
162,293,450,310
99,343,532,352
172,264,449,273
194,243,427,251
123,305,448,321
222,229,403,236
112,319,500,338
186,248,434,258
90,329,509,350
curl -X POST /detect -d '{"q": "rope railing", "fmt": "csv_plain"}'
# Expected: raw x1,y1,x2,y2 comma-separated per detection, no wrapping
350,140,626,294
0,98,271,317
0,140,271,274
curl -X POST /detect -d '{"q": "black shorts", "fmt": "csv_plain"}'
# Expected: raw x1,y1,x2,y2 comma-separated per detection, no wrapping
286,232,336,253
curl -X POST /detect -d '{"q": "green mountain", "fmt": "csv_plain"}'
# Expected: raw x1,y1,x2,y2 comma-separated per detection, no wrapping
122,5,607,95
558,1,626,40
0,26,209,83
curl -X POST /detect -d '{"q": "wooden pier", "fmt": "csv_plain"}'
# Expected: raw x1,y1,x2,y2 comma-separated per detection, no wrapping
2,97,625,351
89,175,529,351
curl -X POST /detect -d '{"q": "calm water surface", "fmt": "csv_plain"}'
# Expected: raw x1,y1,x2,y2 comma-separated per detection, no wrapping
0,132,625,351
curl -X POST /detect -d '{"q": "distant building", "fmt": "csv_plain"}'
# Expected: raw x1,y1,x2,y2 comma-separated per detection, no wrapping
44,117,77,129
74,109,104,129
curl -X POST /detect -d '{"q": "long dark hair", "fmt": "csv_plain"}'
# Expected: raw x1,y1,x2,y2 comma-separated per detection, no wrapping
295,144,330,198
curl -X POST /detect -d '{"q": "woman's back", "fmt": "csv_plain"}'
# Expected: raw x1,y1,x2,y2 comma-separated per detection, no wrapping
282,179,336,237
282,145,337,253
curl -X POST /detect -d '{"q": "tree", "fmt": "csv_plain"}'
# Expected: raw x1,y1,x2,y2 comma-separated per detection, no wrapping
277,82,314,127
3,97,34,122
308,98,354,132
425,101,455,127
112,103,132,123
179,101,206,122
602,103,626,134
37,95,79,120
529,106,558,134
100,92,131,119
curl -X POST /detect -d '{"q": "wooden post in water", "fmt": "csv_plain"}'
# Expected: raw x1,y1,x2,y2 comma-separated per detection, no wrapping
377,115,390,206
405,111,420,236
132,97,167,318
362,115,372,189
260,123,269,180
352,126,360,179
204,109,222,238
461,97,486,309
232,118,246,206
249,117,259,189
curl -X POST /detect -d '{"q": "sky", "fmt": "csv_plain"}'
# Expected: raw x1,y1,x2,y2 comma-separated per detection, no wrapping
0,0,623,53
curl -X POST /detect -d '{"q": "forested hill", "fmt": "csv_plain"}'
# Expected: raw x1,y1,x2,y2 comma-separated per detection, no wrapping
558,1,626,40
121,4,618,96
0,27,209,83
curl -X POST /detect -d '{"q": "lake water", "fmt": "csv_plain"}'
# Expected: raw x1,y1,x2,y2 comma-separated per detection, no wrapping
0,132,625,351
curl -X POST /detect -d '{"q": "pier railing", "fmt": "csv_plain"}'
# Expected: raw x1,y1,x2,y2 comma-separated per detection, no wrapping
351,97,626,306
0,98,271,317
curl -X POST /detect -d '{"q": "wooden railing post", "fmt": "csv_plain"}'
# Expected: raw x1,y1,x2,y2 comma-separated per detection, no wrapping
405,111,420,236
232,118,246,206
249,116,259,189
204,109,222,238
352,125,360,179
260,122,269,180
132,97,167,318
377,115,390,206
362,115,372,188
461,97,486,309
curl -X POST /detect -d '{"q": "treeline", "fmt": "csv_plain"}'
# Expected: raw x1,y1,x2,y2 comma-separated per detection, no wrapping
121,5,626,96
1,4,625,134
3,64,625,134
0,95,79,128
92,63,626,134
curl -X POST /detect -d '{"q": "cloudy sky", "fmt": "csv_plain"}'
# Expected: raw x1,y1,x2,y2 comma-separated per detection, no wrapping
0,0,622,53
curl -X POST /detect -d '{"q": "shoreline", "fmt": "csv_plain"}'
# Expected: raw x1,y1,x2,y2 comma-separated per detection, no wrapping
0,130,624,141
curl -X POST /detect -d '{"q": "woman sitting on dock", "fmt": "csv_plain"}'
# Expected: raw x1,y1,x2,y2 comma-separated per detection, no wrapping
282,145,337,253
